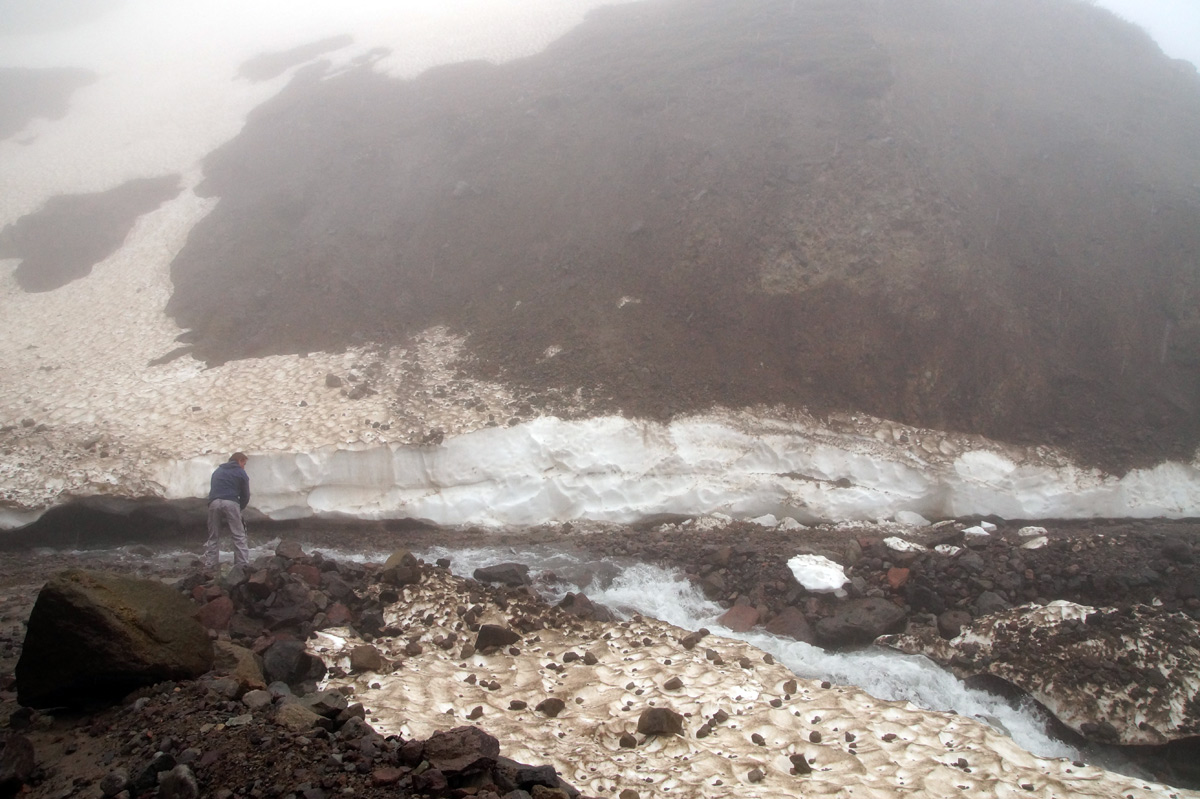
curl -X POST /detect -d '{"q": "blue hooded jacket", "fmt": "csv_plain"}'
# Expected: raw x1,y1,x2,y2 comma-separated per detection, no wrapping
208,461,250,509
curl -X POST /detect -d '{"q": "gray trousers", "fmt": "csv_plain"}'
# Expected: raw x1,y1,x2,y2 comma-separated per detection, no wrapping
206,498,250,569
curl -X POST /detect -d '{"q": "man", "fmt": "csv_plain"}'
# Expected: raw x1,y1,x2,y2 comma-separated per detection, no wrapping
206,451,251,572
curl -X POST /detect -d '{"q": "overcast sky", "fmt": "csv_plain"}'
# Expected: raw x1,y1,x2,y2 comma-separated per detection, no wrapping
1093,0,1200,69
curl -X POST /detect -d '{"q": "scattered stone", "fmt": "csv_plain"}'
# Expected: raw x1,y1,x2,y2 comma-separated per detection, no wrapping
473,563,531,586
636,707,684,736
476,624,521,650
349,643,386,673
536,697,566,718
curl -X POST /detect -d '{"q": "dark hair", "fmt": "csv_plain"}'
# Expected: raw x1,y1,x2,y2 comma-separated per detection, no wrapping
230,452,248,463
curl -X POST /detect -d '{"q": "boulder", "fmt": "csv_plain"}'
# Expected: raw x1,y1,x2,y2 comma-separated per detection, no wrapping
556,592,616,622
423,725,500,773
717,604,759,632
475,624,521,650
275,540,308,560
473,562,531,586
936,610,972,640
261,639,327,687
815,598,907,647
380,550,421,586
974,590,1011,616
636,707,684,736
350,644,386,673
16,569,213,708
274,701,326,732
213,641,267,691
764,607,815,644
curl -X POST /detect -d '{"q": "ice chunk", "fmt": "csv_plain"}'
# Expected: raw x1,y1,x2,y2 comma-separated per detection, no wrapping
787,554,848,595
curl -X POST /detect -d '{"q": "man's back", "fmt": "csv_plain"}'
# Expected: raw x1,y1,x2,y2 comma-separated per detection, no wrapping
209,461,250,508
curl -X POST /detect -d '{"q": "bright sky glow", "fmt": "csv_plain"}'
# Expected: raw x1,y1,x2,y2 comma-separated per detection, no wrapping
1093,0,1200,69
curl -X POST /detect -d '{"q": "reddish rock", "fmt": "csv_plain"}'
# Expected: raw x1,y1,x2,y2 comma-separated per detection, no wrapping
324,602,352,626
717,604,759,632
287,564,322,587
194,596,235,631
887,567,911,590
371,767,404,786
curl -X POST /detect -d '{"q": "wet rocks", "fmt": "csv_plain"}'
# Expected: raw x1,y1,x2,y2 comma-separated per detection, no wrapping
814,598,907,648
474,562,532,587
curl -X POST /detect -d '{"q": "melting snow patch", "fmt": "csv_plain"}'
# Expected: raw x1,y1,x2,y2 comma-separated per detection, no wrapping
884,536,927,553
894,510,932,527
787,554,848,596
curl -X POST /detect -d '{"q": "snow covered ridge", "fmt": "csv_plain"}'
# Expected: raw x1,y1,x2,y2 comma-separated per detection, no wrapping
137,413,1200,529
4,401,1200,529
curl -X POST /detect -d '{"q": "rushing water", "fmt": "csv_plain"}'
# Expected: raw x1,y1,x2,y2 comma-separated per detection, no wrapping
412,543,1079,762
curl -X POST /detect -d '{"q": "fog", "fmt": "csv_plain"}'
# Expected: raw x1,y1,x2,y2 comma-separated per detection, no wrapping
1093,0,1200,69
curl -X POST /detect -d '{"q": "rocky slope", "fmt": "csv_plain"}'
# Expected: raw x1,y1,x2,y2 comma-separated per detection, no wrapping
153,0,1200,473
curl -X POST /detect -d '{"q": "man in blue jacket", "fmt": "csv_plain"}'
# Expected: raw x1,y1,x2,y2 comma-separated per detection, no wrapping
206,451,251,572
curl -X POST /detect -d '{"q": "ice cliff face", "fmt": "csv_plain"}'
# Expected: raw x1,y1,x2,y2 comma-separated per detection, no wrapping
146,414,1200,529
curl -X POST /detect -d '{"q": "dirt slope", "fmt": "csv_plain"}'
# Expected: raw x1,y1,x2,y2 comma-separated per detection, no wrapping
162,0,1200,472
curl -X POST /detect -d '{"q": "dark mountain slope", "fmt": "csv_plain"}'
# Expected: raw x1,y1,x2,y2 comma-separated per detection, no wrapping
165,0,1200,472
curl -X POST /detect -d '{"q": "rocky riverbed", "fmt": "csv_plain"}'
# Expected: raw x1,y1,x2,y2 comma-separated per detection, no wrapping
0,516,1198,797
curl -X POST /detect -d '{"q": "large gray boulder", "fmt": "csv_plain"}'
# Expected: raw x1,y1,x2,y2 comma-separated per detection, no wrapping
16,569,213,708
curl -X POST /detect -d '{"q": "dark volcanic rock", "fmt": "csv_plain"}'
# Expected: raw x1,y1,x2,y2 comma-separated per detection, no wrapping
556,592,616,622
15,569,213,708
815,597,908,648
260,639,327,687
475,624,522,650
764,606,816,644
636,707,685,737
423,725,500,774
473,562,532,586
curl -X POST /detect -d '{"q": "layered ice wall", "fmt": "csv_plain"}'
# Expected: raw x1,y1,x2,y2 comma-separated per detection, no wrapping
152,414,1200,527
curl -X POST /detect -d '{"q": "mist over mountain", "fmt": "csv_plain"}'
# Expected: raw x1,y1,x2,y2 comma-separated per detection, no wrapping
154,0,1200,474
